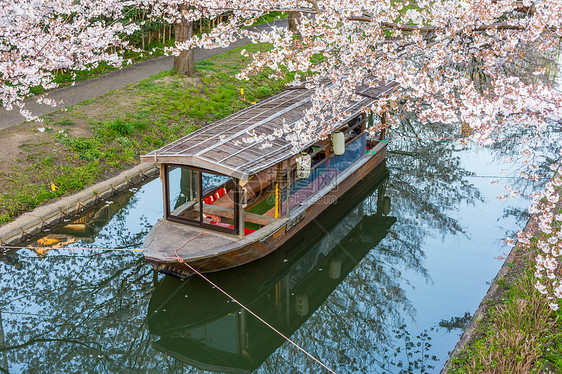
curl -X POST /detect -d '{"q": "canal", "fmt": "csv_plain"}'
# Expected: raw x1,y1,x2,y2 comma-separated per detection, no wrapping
0,120,559,373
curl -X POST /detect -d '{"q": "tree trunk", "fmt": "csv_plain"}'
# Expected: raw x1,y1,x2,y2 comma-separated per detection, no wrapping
173,14,196,77
288,11,301,34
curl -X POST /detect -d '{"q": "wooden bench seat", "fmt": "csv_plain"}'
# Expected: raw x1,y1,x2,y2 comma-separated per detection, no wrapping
196,204,275,226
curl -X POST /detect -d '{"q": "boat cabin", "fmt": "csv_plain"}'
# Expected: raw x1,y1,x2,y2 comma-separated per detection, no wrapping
140,82,397,275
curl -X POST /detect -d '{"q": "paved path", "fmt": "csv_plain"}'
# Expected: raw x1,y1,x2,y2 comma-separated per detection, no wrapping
0,19,287,131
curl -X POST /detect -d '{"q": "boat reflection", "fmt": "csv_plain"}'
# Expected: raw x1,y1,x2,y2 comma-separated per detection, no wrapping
146,164,395,373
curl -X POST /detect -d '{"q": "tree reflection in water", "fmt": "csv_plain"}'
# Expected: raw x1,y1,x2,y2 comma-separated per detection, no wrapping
254,119,486,373
0,192,171,373
146,165,401,374
0,107,555,373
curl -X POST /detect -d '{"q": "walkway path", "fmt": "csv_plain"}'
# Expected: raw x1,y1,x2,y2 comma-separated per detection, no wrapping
0,19,287,131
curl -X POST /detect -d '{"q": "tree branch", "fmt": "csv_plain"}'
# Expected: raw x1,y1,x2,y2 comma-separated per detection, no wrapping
189,4,556,34
0,337,100,353
347,18,528,33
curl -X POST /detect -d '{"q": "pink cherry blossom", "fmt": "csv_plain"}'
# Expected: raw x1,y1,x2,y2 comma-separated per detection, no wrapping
1,0,562,310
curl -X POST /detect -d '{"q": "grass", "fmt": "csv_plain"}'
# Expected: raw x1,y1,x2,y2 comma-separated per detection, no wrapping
252,11,287,27
449,261,562,373
0,115,194,222
133,43,291,122
0,42,293,224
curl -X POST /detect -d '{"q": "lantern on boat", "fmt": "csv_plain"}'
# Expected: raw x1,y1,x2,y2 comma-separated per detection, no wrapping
382,196,391,215
295,293,309,316
328,258,342,279
296,152,312,179
332,131,345,155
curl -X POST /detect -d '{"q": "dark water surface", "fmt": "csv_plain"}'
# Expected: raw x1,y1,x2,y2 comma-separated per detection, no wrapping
0,128,558,373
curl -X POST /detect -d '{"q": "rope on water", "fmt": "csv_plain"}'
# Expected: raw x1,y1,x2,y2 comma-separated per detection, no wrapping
0,245,142,252
4,236,335,372
168,232,337,374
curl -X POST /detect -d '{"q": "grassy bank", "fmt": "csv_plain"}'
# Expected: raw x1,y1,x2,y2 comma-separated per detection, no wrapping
448,245,562,373
0,43,292,224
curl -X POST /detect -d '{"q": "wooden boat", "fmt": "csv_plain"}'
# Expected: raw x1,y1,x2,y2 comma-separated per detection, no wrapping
140,82,396,277
146,165,395,372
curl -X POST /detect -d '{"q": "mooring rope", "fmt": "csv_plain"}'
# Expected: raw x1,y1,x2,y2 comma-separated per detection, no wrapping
5,236,334,372
0,245,142,252
168,232,337,374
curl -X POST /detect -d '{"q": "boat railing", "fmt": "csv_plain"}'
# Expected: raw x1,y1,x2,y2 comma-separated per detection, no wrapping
169,199,198,217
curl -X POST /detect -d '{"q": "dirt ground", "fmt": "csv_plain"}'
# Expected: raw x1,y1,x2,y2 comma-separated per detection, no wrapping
0,86,138,179
0,84,154,223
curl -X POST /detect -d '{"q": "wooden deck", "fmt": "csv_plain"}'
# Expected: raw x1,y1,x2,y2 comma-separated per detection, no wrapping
143,220,253,261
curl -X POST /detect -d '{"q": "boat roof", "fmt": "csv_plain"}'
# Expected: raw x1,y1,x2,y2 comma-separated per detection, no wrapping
140,82,397,180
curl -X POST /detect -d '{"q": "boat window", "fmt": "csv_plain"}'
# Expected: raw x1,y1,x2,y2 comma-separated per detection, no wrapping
167,166,198,220
201,171,237,232
188,313,240,354
365,113,384,149
347,114,364,135
164,165,238,234
202,172,230,194
366,113,382,129
340,114,366,141
238,167,280,234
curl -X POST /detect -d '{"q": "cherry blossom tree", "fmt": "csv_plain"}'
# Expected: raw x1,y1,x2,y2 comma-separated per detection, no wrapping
135,1,204,76
0,0,210,120
164,0,562,309
1,0,561,307
519,171,562,310
171,5,196,75
0,0,139,120
3,1,562,128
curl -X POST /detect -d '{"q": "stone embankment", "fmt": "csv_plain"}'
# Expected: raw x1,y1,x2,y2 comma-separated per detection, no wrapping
0,163,156,246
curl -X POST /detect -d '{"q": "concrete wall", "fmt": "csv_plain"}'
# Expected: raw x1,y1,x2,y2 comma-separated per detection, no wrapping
0,163,158,246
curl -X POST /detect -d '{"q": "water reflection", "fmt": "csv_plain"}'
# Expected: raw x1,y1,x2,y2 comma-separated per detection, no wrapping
32,191,139,253
0,183,161,373
147,165,395,373
0,110,557,373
